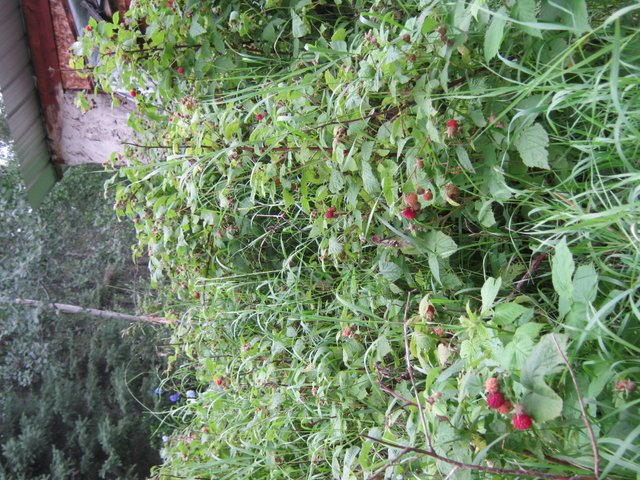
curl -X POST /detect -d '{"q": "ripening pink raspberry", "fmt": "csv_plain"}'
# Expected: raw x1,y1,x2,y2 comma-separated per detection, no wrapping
512,413,532,430
497,401,512,415
484,377,500,393
405,192,420,210
486,391,506,409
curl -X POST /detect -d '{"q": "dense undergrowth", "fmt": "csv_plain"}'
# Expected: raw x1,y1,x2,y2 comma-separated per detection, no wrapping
74,1,639,478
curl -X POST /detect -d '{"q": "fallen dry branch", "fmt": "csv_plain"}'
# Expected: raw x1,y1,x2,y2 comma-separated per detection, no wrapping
12,298,174,325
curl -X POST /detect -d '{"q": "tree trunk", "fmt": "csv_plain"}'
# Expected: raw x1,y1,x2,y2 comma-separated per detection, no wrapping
13,298,173,325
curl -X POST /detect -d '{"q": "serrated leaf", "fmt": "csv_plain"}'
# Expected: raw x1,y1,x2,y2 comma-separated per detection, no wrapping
519,334,568,421
425,231,457,259
514,123,550,169
512,0,543,38
521,333,568,388
572,263,598,304
342,446,360,476
476,200,496,228
358,441,373,471
501,334,534,371
291,11,308,38
493,303,530,325
189,17,206,38
481,277,502,315
484,7,508,61
283,189,294,208
328,236,343,255
455,145,475,173
329,168,344,194
361,159,379,194
523,386,564,422
552,238,575,299
360,140,373,163
325,69,337,91
375,334,392,361
556,0,590,34
379,260,403,282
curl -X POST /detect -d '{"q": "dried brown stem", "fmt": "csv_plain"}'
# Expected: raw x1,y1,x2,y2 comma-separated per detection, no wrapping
303,105,405,134
377,381,418,407
551,334,600,478
510,252,548,297
360,434,594,480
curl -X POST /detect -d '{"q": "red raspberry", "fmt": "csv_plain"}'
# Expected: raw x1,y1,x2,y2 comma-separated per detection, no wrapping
325,207,336,219
487,391,506,409
215,377,223,386
177,67,185,74
512,413,533,430
256,113,264,121
446,119,459,138
422,189,433,201
85,25,92,32
130,90,137,98
402,207,417,220
484,377,500,393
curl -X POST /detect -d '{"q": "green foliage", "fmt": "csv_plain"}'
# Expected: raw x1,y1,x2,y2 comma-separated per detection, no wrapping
0,163,165,478
0,314,162,479
75,1,640,479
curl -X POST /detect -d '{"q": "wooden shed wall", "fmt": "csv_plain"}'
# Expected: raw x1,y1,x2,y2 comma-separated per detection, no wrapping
0,0,58,207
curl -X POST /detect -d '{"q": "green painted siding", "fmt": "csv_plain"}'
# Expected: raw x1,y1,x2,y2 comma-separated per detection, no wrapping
0,0,58,207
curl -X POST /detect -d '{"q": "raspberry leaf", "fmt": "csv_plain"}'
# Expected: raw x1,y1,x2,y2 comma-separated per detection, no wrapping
520,333,569,421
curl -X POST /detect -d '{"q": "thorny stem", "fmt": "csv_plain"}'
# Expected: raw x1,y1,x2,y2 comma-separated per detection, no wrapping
303,105,405,134
510,252,548,297
551,334,600,478
122,142,341,154
360,434,595,480
377,380,418,407
103,44,200,57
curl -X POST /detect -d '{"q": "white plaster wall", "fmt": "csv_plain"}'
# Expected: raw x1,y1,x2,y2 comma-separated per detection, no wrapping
53,90,133,164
